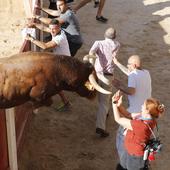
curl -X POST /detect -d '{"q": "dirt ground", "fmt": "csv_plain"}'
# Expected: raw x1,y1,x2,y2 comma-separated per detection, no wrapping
1,0,170,169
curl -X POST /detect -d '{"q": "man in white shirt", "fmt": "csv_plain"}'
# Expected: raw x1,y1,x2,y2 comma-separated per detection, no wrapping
113,55,151,113
26,19,71,111
26,19,70,56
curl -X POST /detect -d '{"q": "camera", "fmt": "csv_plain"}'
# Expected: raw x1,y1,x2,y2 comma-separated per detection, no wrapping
143,138,162,160
147,138,162,152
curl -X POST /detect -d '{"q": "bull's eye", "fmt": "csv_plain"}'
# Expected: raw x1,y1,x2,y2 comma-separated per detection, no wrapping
85,81,95,91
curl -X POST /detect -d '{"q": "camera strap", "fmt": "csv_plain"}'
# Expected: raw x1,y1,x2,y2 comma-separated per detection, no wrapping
143,121,158,139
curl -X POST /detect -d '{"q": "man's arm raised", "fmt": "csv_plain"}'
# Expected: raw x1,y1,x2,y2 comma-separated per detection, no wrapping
113,56,129,76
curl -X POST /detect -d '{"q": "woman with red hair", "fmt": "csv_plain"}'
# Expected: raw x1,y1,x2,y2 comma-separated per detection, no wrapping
112,91,165,170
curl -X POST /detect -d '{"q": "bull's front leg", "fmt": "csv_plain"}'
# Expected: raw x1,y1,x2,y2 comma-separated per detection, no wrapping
29,73,48,101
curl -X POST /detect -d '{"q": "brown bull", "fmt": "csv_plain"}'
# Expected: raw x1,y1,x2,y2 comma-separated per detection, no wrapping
0,52,111,109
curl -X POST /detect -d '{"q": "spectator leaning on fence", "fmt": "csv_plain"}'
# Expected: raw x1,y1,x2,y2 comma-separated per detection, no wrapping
34,0,83,57
25,19,71,111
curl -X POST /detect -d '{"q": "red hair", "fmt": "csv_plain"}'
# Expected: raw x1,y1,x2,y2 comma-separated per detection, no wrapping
145,98,165,118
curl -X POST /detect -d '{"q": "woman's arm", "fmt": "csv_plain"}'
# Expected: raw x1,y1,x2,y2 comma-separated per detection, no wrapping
112,92,132,130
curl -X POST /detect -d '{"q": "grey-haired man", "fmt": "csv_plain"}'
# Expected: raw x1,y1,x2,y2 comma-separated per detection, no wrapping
89,27,120,137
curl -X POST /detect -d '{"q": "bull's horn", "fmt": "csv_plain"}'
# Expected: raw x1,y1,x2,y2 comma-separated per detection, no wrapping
83,54,96,65
83,55,89,62
97,73,110,85
88,74,112,94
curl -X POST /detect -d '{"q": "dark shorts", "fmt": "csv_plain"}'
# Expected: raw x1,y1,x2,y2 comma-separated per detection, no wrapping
48,2,57,18
68,41,82,57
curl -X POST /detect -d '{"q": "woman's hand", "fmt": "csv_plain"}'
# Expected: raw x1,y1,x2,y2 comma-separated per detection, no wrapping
112,90,123,106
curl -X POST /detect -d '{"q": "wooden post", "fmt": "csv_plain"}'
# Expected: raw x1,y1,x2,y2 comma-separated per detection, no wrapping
5,108,18,170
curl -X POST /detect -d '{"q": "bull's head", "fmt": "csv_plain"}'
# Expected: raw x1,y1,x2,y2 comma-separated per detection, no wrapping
82,54,112,96
56,55,111,100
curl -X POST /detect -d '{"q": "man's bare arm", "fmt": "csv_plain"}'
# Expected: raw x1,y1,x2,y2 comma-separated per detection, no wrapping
35,5,60,16
27,22,50,33
25,34,57,50
41,8,60,17
113,56,129,76
112,79,135,95
35,23,50,33
34,15,52,25
34,15,65,26
118,105,132,119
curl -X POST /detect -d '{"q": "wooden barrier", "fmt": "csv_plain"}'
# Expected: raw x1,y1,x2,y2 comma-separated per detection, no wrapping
0,0,41,169
0,110,8,170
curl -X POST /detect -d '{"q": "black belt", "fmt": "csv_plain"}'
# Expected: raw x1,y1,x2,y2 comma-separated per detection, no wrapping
104,73,113,76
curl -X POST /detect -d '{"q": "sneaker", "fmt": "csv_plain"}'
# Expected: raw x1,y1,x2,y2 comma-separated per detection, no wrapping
96,128,109,138
94,1,99,8
96,16,108,23
55,102,71,112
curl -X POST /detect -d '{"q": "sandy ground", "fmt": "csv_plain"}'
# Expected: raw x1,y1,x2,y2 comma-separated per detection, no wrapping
1,0,170,169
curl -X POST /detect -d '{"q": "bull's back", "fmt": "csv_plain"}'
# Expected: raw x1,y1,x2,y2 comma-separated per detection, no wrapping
0,52,59,101
0,52,56,65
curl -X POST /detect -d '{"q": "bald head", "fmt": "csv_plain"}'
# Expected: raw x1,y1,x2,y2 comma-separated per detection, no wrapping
104,27,116,39
128,55,141,68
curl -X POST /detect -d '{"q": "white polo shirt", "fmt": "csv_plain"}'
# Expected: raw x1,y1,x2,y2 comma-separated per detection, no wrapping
127,69,152,113
52,30,71,56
